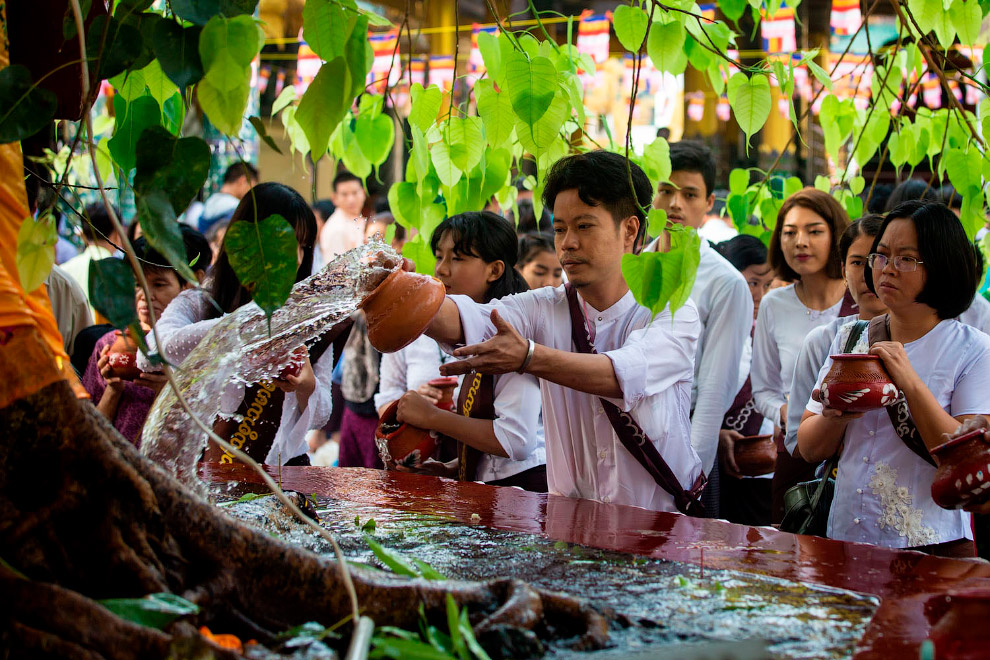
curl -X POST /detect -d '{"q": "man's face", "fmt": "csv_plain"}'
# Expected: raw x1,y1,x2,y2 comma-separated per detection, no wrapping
333,181,366,217
231,175,256,199
551,189,638,290
653,170,714,231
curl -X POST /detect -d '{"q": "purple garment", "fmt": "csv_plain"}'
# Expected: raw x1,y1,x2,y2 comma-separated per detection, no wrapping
338,407,383,469
81,331,157,446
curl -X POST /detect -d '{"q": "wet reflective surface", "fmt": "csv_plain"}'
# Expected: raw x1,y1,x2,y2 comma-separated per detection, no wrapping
202,464,990,659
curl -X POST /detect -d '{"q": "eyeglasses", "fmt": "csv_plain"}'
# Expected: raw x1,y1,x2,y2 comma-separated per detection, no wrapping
867,253,924,272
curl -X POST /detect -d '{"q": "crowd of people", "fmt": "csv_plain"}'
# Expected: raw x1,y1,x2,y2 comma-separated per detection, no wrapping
47,145,990,560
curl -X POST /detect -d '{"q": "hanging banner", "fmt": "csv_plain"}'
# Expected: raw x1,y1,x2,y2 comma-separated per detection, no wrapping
428,55,455,91
295,36,321,95
698,2,717,22
258,65,271,94
830,0,862,37
716,94,731,121
761,1,797,55
922,71,942,108
408,57,427,87
687,92,705,122
368,29,401,94
577,10,611,64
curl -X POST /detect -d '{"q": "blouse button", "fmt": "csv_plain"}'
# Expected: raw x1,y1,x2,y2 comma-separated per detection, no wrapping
863,456,869,463
599,449,608,459
854,518,861,524
868,430,875,436
603,496,611,503
598,316,603,321
856,488,863,494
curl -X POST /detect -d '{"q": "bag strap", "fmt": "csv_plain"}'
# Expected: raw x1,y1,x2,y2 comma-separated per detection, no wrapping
867,315,936,467
808,454,838,514
564,283,707,516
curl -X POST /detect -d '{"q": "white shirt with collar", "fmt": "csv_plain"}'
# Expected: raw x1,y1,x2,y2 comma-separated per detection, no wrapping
446,286,703,513
319,208,367,262
805,319,990,548
644,237,753,474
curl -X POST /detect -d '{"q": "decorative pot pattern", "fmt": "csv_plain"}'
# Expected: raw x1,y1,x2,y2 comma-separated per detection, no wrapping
820,354,898,413
361,269,445,353
375,400,438,469
925,587,990,659
930,429,990,510
107,330,141,380
733,434,776,476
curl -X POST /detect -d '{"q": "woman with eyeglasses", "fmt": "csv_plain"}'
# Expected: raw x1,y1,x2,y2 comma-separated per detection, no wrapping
798,201,990,555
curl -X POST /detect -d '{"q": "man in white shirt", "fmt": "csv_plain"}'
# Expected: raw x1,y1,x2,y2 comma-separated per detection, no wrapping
648,141,753,517
61,203,121,320
421,150,703,513
319,171,368,261
197,162,258,234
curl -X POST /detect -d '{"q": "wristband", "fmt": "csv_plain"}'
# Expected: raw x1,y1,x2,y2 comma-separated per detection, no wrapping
517,339,536,373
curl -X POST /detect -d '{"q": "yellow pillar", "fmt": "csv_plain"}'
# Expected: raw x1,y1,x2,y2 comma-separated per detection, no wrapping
428,1,457,55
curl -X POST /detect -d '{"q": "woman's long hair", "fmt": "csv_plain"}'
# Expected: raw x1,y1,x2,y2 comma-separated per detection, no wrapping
206,182,317,317
430,211,529,302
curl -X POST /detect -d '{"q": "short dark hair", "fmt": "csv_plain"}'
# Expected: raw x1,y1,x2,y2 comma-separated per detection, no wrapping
133,225,212,279
883,179,938,212
669,140,716,197
939,184,963,210
839,214,885,262
81,202,118,244
312,199,335,221
866,183,894,214
223,161,258,185
508,199,552,234
430,211,529,302
333,171,363,191
865,201,979,319
517,232,555,267
542,150,653,246
769,188,849,281
715,234,767,272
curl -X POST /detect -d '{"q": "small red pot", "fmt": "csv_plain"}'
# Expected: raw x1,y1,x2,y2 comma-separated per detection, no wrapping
428,376,459,412
819,354,899,412
925,587,990,659
360,269,445,353
107,330,140,380
930,428,990,510
733,434,777,476
375,400,438,469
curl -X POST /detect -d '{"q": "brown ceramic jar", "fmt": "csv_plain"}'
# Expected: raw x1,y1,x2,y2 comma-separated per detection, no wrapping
930,428,990,510
733,434,777,476
375,400,438,469
107,330,140,380
819,354,899,413
360,269,445,353
925,586,990,659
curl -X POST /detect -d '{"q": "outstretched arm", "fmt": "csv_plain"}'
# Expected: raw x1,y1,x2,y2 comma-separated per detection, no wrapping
424,298,465,347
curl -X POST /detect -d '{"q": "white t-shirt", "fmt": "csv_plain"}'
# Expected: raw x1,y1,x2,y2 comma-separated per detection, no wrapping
319,208,366,261
805,319,990,548
448,286,703,513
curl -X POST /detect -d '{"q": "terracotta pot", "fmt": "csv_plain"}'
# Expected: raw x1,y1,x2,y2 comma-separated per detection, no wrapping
930,428,990,510
428,376,459,412
925,587,990,659
375,400,438,469
819,354,899,413
360,269,445,353
733,434,777,476
107,330,140,380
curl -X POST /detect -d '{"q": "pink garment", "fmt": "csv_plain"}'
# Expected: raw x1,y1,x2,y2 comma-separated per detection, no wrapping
318,208,366,261
81,331,157,446
337,406,382,468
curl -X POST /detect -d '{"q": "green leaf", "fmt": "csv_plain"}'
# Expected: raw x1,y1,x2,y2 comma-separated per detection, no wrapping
153,20,204,90
197,75,249,136
647,207,667,237
815,175,831,192
200,14,264,92
476,79,514,148
371,637,454,659
613,4,650,52
16,214,57,292
355,113,395,168
685,35,714,72
515,94,568,155
622,227,701,318
296,57,351,161
224,213,299,320
849,176,865,195
136,188,198,283
87,14,143,80
409,83,442,133
388,181,421,229
729,168,750,195
336,118,373,178
89,257,139,329
720,0,748,21
402,233,437,275
99,593,199,630
445,117,484,171
107,94,161,173
477,30,501,81
430,141,463,187
804,56,833,92
250,116,283,154
170,0,259,25
505,53,558,126
344,15,373,98
302,0,358,61
272,85,297,116
727,73,771,150
0,65,57,144
647,21,688,75
364,534,421,578
944,147,983,194
642,136,671,187
951,0,982,45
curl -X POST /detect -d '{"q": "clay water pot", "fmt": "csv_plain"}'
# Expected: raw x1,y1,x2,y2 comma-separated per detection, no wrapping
360,269,445,353
925,587,990,659
107,330,140,380
819,354,899,413
428,376,459,412
733,434,777,476
930,428,990,510
376,400,438,469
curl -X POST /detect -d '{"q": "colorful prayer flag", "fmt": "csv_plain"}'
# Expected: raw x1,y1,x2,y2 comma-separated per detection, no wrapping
368,29,401,94
830,0,862,37
577,10,611,64
761,1,797,55
428,55,455,91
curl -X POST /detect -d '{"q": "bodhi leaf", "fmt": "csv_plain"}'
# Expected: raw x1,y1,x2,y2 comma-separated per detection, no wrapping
335,118,373,179
98,593,199,630
16,214,57,292
642,136,671,187
804,55,833,92
951,0,982,45
430,141,463,187
621,227,701,318
295,57,351,161
388,181,421,230
224,213,299,322
727,73,771,150
152,20,204,90
409,84,442,133
505,53,558,126
355,113,395,169
170,0,259,25
133,126,211,221
613,4,650,52
197,76,249,135
343,15,373,98
136,188,198,283
729,168,750,195
476,79,514,148
647,21,688,75
302,0,358,61
107,94,161,173
0,65,57,144
477,30,501,81
249,116,283,154
647,208,667,238
86,14,143,81
199,14,265,93
515,94,568,155
944,147,983,194
89,257,139,329
446,117,484,171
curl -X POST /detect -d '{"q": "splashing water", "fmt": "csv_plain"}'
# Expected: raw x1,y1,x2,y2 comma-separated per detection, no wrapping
141,242,402,497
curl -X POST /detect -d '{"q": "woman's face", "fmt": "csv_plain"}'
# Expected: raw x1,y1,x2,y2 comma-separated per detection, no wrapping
873,217,928,313
136,269,185,329
433,231,502,303
740,262,774,319
780,206,834,278
843,233,887,318
519,249,563,290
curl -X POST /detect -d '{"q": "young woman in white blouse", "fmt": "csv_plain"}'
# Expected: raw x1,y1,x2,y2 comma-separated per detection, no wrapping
798,201,990,556
751,188,852,523
379,211,548,491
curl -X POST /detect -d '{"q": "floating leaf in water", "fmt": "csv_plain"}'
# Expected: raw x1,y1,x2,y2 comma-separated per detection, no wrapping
364,534,420,578
223,213,298,323
98,592,199,630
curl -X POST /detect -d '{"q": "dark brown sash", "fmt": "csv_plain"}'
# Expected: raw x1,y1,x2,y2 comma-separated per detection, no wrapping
564,283,706,516
454,371,495,482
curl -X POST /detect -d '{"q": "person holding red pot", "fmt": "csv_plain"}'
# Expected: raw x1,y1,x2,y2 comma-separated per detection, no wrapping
798,201,990,555
377,211,548,492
